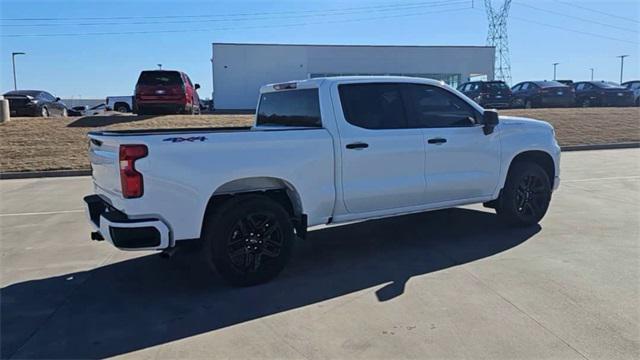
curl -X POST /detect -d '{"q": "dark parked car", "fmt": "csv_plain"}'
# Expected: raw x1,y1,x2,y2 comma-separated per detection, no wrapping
3,90,68,117
511,80,575,108
621,80,640,106
457,80,512,108
134,70,201,115
574,81,635,107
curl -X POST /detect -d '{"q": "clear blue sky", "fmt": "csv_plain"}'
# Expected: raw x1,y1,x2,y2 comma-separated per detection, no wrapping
1,0,638,99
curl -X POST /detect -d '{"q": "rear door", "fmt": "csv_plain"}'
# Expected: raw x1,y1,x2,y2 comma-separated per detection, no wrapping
403,84,501,203
334,82,426,213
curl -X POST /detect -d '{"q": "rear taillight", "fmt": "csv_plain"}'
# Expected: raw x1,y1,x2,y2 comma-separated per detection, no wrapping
119,145,148,198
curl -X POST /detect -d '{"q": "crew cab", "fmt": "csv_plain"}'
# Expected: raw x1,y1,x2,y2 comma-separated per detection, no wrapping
85,76,560,286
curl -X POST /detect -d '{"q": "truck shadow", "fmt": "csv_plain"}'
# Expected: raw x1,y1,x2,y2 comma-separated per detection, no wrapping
1,208,539,359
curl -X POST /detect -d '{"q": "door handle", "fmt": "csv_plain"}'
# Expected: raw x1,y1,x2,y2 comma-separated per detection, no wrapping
346,142,369,149
427,138,447,145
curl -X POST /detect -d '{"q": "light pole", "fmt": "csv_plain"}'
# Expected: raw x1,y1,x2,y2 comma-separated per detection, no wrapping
616,55,628,84
157,63,162,70
552,62,559,80
12,52,26,91
590,68,594,81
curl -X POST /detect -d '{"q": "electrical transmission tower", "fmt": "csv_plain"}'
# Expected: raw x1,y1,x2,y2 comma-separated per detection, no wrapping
484,0,512,84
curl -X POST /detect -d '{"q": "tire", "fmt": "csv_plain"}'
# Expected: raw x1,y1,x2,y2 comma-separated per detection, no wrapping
496,162,552,227
41,107,49,117
524,100,533,109
581,98,591,107
114,103,130,113
61,108,68,117
202,195,295,286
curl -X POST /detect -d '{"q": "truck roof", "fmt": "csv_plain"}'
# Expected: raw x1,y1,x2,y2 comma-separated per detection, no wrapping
261,76,447,93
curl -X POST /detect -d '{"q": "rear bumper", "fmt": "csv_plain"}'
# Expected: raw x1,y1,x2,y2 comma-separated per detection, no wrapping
9,105,39,116
84,195,170,250
135,102,186,114
540,97,574,107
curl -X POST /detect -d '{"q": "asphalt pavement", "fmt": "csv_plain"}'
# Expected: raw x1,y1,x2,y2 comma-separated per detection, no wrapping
1,149,639,359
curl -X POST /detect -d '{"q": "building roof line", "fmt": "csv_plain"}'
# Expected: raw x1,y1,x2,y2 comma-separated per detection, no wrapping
212,42,494,49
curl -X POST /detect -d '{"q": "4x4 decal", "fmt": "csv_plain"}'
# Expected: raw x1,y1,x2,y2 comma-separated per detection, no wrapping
163,136,207,143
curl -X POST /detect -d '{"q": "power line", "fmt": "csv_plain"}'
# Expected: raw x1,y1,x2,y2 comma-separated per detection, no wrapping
1,6,472,38
514,2,637,33
1,1,469,27
472,7,637,45
0,0,462,21
553,0,640,24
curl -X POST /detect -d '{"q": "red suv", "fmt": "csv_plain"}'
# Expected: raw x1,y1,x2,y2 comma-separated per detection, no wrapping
134,70,201,115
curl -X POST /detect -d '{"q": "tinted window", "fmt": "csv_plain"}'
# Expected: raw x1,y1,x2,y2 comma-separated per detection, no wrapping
40,92,56,101
593,81,624,89
404,84,477,128
137,71,182,86
483,82,509,90
257,89,321,127
339,83,407,129
534,81,567,88
512,84,522,92
521,83,530,90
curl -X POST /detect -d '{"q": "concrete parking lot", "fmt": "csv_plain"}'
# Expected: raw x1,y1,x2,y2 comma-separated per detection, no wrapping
1,149,639,359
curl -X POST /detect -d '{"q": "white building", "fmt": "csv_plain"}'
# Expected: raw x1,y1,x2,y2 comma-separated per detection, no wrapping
211,42,495,110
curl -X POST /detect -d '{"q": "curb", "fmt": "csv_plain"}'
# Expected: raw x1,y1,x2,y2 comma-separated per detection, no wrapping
0,169,91,180
560,142,640,151
1,142,639,180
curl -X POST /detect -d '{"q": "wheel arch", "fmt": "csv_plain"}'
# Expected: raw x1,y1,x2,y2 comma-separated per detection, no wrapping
200,176,305,238
507,150,556,184
113,101,131,112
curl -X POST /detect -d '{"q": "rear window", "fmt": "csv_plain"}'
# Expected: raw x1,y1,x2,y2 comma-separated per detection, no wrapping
137,71,182,86
534,81,567,88
594,81,625,89
482,82,509,90
256,89,321,127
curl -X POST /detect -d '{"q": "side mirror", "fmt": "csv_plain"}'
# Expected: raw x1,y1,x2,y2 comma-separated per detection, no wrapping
194,83,201,90
55,97,61,102
482,109,499,135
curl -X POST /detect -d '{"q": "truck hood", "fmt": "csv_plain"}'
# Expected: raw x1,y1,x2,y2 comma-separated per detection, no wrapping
498,115,554,132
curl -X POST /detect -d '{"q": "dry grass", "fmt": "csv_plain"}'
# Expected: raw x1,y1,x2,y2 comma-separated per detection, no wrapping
1,108,638,173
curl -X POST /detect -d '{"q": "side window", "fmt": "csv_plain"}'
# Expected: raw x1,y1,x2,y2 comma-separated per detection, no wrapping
583,83,592,90
256,89,321,127
575,83,584,91
41,92,55,101
338,83,407,129
521,83,529,91
469,83,479,91
404,84,478,128
511,84,521,92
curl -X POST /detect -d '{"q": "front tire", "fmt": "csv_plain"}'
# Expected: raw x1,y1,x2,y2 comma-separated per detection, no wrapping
524,99,533,109
41,107,49,117
496,162,551,227
202,195,295,286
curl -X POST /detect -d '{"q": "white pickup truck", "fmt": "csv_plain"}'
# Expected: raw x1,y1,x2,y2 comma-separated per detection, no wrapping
85,76,560,286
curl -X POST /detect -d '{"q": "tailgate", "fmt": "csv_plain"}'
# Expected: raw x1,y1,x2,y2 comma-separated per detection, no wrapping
88,134,122,197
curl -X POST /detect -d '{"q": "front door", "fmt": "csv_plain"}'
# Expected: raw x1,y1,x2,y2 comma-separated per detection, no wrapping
334,82,427,213
402,84,501,204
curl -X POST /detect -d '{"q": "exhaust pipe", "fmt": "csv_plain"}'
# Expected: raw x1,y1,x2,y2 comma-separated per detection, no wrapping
159,247,178,259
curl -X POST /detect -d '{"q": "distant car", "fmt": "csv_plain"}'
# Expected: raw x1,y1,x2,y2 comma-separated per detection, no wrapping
457,80,513,108
106,96,133,113
68,106,86,116
68,103,108,116
621,80,640,106
574,81,635,107
133,70,201,115
511,81,575,108
556,80,574,87
3,90,68,117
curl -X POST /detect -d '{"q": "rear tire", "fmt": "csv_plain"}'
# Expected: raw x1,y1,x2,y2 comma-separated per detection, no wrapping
41,107,49,117
202,195,295,286
524,100,533,109
496,162,551,227
581,98,592,107
61,108,68,117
